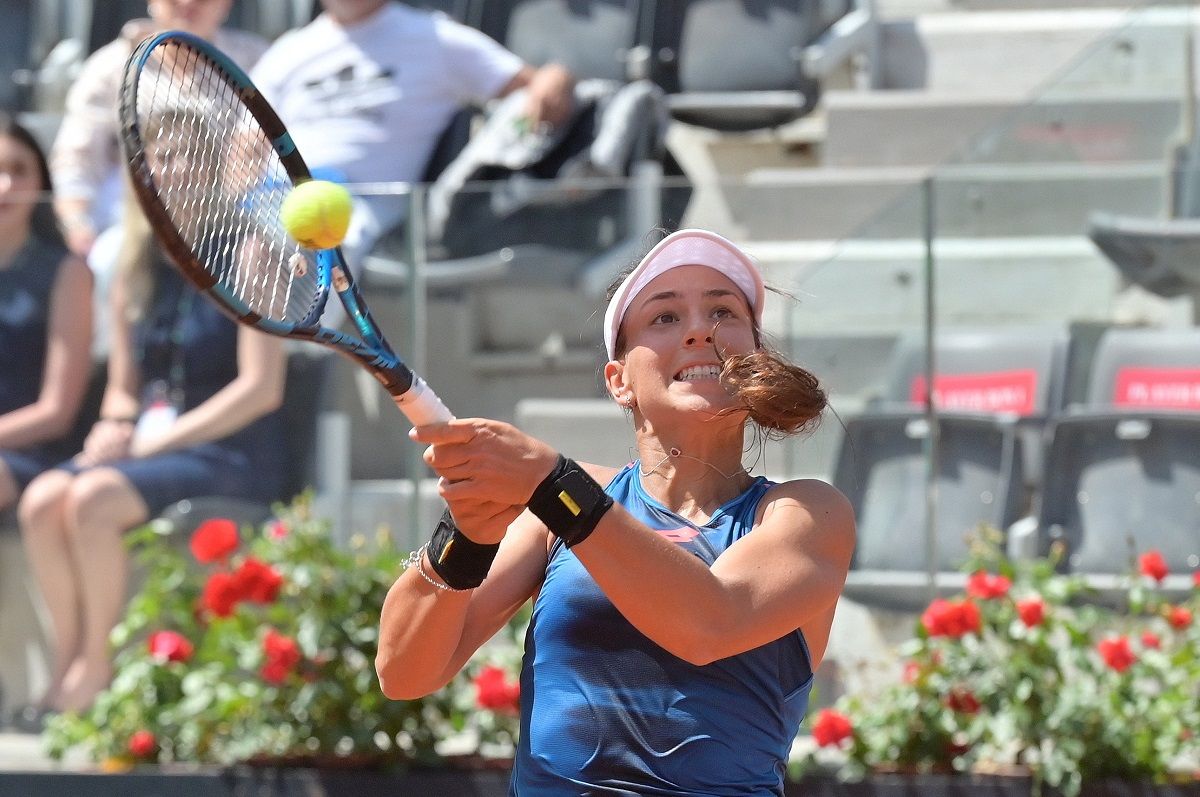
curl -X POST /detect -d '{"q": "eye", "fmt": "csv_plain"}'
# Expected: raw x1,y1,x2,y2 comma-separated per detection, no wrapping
711,305,737,320
651,311,678,325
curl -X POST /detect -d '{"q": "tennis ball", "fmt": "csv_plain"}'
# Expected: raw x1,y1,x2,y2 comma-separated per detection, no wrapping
280,179,353,250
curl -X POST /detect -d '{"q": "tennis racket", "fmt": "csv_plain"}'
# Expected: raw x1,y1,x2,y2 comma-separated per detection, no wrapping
118,31,452,427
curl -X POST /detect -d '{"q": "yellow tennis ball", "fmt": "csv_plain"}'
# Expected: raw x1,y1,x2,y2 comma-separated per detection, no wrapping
280,180,353,250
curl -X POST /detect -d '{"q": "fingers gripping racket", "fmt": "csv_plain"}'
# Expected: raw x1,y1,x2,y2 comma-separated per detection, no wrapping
118,31,452,427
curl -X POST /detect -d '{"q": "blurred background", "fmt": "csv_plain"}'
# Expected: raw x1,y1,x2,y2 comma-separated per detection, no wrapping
2,0,1199,735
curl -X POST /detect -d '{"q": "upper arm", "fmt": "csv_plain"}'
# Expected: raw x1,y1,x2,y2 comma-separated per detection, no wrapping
39,256,94,417
235,326,286,403
707,480,856,658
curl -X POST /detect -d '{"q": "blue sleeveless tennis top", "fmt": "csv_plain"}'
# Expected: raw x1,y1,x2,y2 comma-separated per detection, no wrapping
511,463,814,796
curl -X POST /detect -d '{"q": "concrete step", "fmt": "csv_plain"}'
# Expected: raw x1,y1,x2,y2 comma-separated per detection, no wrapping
751,235,1124,333
822,90,1185,168
878,7,1194,93
722,160,1168,241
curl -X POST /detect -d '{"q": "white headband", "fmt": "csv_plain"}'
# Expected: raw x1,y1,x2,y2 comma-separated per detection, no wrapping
604,229,766,360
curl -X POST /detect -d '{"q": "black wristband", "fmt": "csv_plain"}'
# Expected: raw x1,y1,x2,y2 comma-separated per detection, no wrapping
427,508,500,590
526,455,613,548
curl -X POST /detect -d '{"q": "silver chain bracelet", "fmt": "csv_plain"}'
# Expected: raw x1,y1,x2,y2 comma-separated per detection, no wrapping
404,543,467,592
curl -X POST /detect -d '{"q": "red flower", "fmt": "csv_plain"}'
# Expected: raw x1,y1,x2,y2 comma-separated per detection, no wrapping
260,629,301,684
922,599,982,638
1141,631,1161,649
147,630,194,664
201,571,241,618
1167,605,1193,630
1016,597,1046,628
233,557,283,604
1138,550,1168,583
966,570,1011,600
945,687,982,714
128,730,156,758
902,660,922,684
190,518,239,564
1097,636,1136,673
266,520,289,540
473,664,520,714
811,708,854,747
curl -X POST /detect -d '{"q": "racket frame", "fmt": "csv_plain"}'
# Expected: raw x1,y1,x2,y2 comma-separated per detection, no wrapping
120,31,450,421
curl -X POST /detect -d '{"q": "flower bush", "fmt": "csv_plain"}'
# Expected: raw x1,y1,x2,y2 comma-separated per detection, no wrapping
804,530,1200,796
44,494,526,769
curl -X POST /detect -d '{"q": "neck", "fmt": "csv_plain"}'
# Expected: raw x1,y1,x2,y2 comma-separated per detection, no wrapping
635,434,754,524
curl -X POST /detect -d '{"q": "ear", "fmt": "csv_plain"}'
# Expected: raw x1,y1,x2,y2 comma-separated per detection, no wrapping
603,360,628,404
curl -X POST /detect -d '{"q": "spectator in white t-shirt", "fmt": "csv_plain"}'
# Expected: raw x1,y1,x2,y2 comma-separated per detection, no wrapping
250,0,575,323
50,0,269,358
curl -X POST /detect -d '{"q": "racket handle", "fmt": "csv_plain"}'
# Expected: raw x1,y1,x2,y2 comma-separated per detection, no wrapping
394,376,454,426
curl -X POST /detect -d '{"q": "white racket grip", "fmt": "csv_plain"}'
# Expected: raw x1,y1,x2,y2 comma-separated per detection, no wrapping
394,376,454,426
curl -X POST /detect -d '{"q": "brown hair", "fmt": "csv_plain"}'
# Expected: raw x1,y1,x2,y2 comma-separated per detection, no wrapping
605,250,827,439
0,113,64,246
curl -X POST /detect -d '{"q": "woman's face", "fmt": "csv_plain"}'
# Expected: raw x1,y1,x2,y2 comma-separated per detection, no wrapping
0,133,45,229
147,0,233,38
608,264,758,420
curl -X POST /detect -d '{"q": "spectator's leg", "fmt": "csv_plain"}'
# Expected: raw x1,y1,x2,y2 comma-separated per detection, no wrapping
56,468,148,713
16,471,84,709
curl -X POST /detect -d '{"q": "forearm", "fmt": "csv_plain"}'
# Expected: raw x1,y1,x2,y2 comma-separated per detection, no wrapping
376,559,475,700
0,402,79,449
140,378,280,455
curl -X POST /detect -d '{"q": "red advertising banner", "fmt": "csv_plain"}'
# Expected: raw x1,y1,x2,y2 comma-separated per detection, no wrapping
1113,368,1200,409
910,370,1039,416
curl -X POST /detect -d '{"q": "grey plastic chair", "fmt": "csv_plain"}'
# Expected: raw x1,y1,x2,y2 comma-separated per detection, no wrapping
832,327,1072,608
1037,327,1200,585
478,0,648,82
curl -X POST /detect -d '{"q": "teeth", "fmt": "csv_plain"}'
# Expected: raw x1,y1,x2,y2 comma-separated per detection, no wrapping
677,365,722,381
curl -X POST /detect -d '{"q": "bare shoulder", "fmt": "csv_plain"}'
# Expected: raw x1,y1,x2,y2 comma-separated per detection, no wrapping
759,478,856,547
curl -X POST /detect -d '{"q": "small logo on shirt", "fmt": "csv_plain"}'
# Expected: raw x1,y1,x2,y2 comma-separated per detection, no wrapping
657,527,699,543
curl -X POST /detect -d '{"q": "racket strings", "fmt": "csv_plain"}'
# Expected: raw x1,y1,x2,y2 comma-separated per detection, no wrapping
131,40,322,326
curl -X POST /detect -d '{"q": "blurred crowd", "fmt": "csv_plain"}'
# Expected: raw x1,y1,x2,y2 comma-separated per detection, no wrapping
0,0,575,725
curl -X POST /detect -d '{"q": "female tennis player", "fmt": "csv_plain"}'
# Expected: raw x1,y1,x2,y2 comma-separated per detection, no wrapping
377,228,856,796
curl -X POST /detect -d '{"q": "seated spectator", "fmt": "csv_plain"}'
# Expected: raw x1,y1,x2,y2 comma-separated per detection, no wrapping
249,0,575,325
50,0,269,356
0,115,94,515
16,185,288,716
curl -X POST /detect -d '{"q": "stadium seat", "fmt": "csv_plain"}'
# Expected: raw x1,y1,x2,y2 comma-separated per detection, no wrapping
832,327,1072,608
477,0,649,82
876,327,1072,490
1088,212,1200,305
646,0,876,131
1037,327,1200,590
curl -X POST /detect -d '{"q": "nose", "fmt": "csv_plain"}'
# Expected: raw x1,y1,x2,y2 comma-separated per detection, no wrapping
683,315,714,348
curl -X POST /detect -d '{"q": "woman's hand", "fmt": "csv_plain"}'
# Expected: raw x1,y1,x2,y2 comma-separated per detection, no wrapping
75,418,134,466
410,419,560,544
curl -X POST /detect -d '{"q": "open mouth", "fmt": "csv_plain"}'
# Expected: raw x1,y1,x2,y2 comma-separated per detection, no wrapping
674,364,722,382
